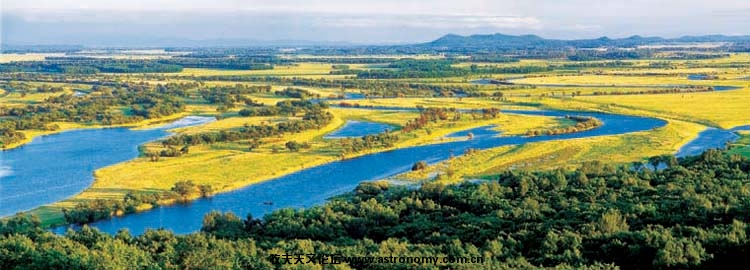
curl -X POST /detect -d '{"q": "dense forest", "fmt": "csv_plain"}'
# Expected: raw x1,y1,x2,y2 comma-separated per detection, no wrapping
3,149,750,269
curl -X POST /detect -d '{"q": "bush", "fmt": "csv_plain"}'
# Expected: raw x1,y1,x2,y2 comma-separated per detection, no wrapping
412,161,428,171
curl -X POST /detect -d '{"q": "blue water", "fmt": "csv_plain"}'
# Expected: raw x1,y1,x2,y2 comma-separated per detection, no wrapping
676,125,750,157
324,121,396,139
676,128,738,157
470,79,507,85
55,110,667,235
470,77,522,85
311,92,365,103
0,116,215,217
445,125,500,138
344,93,366,99
687,74,713,80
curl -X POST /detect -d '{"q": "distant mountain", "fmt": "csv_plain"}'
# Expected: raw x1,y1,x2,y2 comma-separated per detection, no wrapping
6,33,750,53
431,33,552,47
423,33,750,49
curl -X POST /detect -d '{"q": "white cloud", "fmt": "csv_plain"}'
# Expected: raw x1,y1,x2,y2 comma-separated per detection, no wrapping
2,0,750,44
317,15,541,30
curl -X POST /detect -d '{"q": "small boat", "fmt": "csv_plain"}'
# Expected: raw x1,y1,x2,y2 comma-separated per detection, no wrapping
263,201,274,205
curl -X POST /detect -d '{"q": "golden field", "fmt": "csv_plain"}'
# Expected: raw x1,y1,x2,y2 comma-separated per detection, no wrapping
5,53,750,226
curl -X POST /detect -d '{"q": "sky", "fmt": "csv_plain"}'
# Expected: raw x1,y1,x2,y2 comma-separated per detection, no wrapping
2,0,750,46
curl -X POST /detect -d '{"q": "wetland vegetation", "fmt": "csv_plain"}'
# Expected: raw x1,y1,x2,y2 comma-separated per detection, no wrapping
2,32,750,269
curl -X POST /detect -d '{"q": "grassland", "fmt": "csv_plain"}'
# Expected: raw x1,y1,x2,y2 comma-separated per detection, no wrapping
394,119,704,184
6,52,750,226
164,63,339,77
27,104,563,226
571,90,750,129
381,56,750,184
0,53,66,63
511,74,746,87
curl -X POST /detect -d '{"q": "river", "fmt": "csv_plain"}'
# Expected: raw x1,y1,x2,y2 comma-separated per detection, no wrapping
63,110,668,235
0,116,215,217
4,108,742,235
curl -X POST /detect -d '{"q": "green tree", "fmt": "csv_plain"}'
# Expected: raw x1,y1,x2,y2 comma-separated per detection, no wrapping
91,239,158,270
171,180,196,199
198,184,214,198
285,141,301,152
598,209,629,234
201,211,246,239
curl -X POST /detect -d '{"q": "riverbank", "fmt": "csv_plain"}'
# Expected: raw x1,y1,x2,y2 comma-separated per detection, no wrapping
18,90,742,228
385,88,750,185
390,119,705,184
0,115,216,221
73,108,669,235
24,106,563,227
2,112,203,150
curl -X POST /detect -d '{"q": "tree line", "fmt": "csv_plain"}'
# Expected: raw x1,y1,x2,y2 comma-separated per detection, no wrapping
177,75,477,98
403,107,500,133
3,150,750,268
590,86,715,96
355,60,553,79
62,181,214,225
525,115,603,136
337,107,501,157
162,102,332,148
198,84,269,111
0,58,183,74
338,132,400,157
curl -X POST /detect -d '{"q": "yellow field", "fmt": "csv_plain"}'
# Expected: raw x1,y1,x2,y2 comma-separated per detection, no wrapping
512,74,746,87
166,63,336,76
0,53,66,63
8,53,750,226
0,88,79,105
395,119,704,184
285,54,443,60
26,105,565,225
572,89,750,129
340,97,539,111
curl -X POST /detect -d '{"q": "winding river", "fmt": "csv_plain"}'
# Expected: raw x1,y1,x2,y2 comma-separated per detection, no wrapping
66,110,669,235
3,106,744,235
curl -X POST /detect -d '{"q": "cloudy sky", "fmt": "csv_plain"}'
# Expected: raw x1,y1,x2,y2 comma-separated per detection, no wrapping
2,0,750,46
